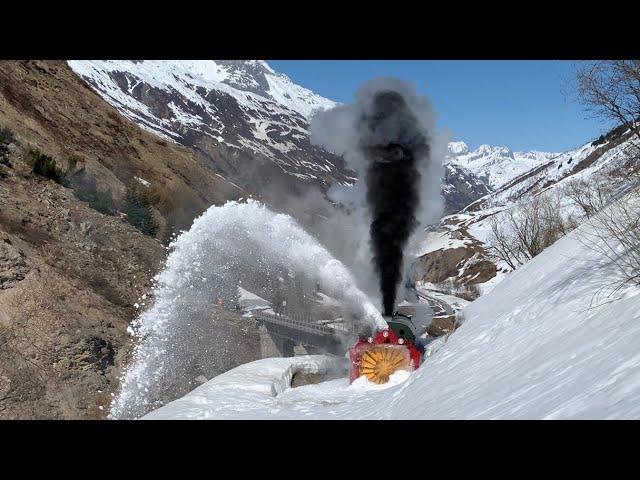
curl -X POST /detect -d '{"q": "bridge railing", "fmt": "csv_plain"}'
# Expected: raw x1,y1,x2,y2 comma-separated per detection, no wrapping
253,310,363,337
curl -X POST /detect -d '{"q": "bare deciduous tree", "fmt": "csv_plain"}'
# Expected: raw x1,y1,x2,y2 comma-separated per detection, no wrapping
578,188,640,290
488,213,527,270
487,191,577,270
563,176,614,219
575,60,640,159
568,62,640,293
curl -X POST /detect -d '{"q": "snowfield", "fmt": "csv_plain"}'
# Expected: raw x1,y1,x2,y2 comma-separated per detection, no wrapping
144,211,640,419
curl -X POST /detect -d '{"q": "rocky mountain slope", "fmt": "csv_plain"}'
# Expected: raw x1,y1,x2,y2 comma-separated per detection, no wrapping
0,147,165,418
441,162,492,215
0,61,261,418
0,61,245,233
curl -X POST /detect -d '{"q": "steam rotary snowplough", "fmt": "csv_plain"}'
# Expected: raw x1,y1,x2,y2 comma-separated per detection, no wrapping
348,313,422,384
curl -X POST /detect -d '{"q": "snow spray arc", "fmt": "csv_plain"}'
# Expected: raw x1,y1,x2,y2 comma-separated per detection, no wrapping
109,200,386,419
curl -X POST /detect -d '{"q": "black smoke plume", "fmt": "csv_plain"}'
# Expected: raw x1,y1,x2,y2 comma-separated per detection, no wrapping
359,91,429,315
310,78,440,320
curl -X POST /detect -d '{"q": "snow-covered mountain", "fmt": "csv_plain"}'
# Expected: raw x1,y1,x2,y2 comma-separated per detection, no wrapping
68,60,354,192
446,141,559,190
442,162,492,214
466,128,636,212
68,60,336,134
69,60,596,221
66,60,634,237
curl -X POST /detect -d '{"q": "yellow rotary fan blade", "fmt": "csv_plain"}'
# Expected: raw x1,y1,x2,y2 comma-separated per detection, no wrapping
359,346,410,384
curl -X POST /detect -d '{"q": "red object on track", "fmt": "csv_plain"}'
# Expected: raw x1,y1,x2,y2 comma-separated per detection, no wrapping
348,329,421,384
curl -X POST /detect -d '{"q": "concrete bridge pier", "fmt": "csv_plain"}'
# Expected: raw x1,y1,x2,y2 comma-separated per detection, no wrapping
259,325,295,358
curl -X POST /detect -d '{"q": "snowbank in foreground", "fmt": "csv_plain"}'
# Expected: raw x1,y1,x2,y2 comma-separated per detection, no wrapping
393,228,640,419
145,217,640,419
143,356,348,419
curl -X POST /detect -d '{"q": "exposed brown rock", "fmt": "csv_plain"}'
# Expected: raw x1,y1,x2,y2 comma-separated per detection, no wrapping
427,315,457,337
0,60,283,418
413,222,497,291
418,246,472,285
0,161,165,418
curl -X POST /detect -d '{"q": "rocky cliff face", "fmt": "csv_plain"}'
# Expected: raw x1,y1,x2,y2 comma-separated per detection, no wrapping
442,163,492,215
0,147,165,418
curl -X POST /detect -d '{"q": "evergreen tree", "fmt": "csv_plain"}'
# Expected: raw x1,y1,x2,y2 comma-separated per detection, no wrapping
29,149,64,183
0,127,14,165
123,187,158,237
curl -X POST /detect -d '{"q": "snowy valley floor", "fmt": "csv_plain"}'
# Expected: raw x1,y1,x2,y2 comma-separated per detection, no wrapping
144,218,640,420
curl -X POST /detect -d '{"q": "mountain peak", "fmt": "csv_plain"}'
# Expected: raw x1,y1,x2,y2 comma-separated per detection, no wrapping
69,60,336,121
447,141,469,156
475,144,513,158
447,141,556,189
